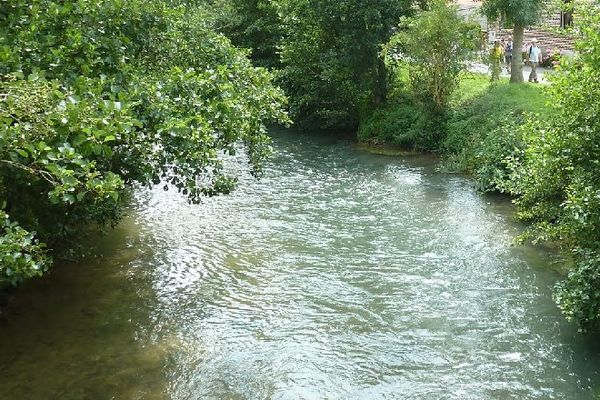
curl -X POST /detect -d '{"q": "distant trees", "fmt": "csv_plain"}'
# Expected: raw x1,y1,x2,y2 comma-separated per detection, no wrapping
216,0,415,129
215,0,283,69
218,0,482,136
278,0,415,129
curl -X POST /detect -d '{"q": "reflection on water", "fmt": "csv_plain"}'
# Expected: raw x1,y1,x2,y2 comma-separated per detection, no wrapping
1,131,600,399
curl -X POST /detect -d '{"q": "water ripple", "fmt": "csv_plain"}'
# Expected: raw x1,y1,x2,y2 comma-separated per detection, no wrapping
120,133,600,399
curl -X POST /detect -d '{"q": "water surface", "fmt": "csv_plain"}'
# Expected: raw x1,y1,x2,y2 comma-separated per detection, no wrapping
1,132,600,399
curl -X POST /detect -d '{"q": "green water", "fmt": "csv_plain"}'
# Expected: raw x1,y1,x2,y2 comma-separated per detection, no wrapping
1,132,600,399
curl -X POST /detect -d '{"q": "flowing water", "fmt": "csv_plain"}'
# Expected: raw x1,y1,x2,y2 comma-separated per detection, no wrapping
1,131,600,399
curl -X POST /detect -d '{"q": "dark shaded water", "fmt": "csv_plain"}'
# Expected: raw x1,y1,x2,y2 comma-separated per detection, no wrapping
1,132,600,399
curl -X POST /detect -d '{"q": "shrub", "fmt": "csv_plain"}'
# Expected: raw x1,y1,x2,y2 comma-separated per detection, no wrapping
504,9,600,328
0,211,49,286
472,118,525,192
442,78,549,185
555,249,600,330
357,95,425,148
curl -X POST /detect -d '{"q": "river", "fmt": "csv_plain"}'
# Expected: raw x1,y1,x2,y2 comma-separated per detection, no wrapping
1,131,600,399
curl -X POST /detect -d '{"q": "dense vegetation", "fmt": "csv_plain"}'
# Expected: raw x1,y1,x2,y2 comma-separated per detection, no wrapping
217,0,416,130
360,1,480,149
507,12,600,329
0,0,288,285
442,74,549,192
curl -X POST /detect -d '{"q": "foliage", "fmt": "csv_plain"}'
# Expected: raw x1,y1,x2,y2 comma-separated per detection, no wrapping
470,118,525,192
357,94,425,148
0,0,289,285
384,0,480,148
387,1,480,112
212,0,282,69
0,211,49,286
1,78,129,239
442,76,549,186
277,0,414,129
555,249,600,330
503,9,600,328
481,0,543,28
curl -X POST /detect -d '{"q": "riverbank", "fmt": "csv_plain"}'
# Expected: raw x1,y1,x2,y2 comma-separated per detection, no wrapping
358,72,551,191
358,70,600,330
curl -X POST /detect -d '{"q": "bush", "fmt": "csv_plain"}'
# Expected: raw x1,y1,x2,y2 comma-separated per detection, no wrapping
471,118,525,192
504,9,600,328
357,95,425,148
442,77,549,190
0,211,50,286
555,249,600,330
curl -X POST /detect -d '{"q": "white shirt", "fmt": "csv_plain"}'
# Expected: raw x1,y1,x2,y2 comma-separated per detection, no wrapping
529,45,541,63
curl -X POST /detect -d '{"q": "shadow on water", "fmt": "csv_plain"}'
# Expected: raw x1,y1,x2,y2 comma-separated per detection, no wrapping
0,217,175,399
0,130,600,399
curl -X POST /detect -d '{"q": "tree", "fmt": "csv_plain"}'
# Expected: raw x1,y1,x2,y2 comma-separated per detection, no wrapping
213,0,283,69
482,0,544,83
277,0,413,129
0,0,289,285
385,0,480,147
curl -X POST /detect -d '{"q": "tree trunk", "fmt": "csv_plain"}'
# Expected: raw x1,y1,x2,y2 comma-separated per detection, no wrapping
373,55,387,105
511,24,525,83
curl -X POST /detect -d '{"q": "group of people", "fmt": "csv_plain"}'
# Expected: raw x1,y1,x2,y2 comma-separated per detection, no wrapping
489,37,543,83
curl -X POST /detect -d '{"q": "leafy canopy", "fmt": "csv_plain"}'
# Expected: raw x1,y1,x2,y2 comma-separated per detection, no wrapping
481,0,543,26
0,0,289,285
277,0,413,129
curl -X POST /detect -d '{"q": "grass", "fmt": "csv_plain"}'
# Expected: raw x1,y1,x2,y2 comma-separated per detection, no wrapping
443,73,550,158
449,72,492,106
450,72,549,113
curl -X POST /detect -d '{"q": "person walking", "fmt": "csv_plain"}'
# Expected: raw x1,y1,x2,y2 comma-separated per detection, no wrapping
528,38,542,83
504,37,513,73
522,42,529,64
490,40,504,81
